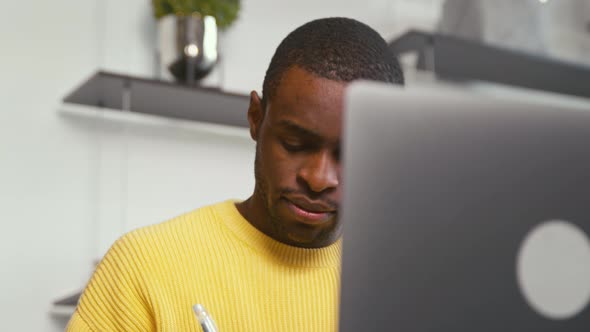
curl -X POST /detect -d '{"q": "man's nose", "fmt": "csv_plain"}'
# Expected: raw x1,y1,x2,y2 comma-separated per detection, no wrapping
298,151,339,193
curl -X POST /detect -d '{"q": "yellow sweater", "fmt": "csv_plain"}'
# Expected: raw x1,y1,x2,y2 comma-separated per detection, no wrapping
67,200,342,331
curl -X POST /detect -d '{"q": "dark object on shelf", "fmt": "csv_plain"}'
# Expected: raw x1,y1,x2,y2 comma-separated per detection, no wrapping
63,71,249,128
50,291,81,317
389,30,590,99
53,292,81,307
157,14,219,85
168,56,215,82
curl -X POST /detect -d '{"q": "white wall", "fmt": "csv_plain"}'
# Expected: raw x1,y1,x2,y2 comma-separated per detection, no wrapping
543,0,590,66
0,1,444,331
0,1,103,330
82,111,256,257
438,0,590,66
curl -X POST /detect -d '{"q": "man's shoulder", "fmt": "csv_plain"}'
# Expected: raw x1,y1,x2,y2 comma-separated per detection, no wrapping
117,199,236,250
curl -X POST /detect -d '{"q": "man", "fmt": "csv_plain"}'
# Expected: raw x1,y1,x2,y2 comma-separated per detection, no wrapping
67,17,404,331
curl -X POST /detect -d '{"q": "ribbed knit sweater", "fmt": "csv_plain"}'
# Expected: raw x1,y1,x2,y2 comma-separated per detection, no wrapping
67,200,342,331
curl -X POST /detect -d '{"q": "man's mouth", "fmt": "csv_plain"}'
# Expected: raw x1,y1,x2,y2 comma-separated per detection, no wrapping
283,197,336,225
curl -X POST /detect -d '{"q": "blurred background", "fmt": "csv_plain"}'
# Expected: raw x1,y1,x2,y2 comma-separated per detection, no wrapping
0,0,589,330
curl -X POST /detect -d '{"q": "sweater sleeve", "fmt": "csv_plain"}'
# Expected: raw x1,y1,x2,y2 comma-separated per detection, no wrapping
66,232,155,332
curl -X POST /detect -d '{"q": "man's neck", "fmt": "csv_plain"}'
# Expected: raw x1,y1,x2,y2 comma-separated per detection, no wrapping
235,194,276,241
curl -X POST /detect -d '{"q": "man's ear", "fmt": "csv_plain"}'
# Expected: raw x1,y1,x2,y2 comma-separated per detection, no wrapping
247,90,264,141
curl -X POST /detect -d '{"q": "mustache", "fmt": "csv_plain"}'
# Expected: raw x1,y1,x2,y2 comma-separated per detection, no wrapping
280,188,339,211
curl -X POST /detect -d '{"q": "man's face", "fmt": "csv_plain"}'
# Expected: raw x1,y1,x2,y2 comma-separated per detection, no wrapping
250,66,345,248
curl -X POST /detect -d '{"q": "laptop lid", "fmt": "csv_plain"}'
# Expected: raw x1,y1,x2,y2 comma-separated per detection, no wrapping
339,82,590,331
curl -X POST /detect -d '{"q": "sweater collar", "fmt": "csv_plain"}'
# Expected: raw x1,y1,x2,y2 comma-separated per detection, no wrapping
215,200,342,268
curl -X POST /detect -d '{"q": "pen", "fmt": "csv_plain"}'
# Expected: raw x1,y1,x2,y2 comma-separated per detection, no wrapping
193,304,219,332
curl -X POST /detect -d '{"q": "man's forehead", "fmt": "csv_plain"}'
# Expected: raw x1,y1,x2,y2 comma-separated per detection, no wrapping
267,67,346,117
275,66,346,94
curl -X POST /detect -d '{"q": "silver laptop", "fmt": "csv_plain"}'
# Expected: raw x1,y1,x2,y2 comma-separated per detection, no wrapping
339,82,590,331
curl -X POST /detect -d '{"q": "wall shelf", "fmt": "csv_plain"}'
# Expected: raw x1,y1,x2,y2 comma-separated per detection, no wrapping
50,292,80,318
389,30,590,100
63,71,251,128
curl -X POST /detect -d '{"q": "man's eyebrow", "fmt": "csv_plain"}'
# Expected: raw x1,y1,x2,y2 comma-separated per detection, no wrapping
276,120,322,140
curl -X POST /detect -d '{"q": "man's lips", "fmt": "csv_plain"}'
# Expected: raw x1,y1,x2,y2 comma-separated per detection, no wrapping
284,197,336,224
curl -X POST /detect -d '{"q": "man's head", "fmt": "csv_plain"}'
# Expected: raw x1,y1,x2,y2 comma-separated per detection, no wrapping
261,17,404,109
244,17,404,248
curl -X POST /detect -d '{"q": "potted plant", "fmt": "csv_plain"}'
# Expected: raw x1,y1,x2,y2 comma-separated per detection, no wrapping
152,0,240,29
152,0,241,84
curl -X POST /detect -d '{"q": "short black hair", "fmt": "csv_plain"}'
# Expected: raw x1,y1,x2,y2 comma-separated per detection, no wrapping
261,17,404,108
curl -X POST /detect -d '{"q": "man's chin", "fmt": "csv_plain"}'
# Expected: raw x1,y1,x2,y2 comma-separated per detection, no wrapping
269,201,338,247
285,229,321,246
281,222,338,248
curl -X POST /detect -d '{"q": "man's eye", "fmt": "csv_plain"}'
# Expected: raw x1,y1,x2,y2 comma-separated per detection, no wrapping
281,140,305,152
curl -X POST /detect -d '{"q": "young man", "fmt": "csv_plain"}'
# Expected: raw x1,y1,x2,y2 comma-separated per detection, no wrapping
67,17,404,331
